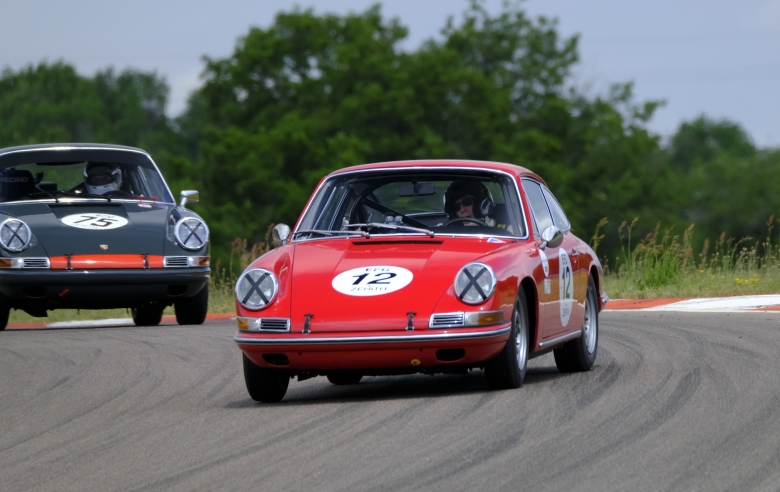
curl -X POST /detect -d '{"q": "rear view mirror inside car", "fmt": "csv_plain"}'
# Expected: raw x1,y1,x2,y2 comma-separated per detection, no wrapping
398,182,435,196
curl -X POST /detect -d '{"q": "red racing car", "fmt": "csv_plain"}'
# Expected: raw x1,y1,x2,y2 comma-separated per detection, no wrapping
234,160,608,402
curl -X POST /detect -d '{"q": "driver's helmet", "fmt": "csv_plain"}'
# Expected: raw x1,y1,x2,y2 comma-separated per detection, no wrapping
84,162,122,195
444,179,492,220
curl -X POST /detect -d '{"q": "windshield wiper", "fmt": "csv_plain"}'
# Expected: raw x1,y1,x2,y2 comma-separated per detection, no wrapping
344,222,435,238
27,190,112,202
292,229,370,239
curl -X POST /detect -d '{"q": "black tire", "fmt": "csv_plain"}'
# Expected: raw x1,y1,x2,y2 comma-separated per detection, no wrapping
554,276,599,373
131,304,164,326
174,284,209,325
243,353,289,403
326,372,363,385
0,296,9,331
485,288,529,389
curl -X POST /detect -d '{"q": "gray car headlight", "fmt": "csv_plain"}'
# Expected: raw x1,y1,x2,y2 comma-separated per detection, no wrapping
174,217,209,251
236,268,279,310
454,262,496,305
0,218,32,252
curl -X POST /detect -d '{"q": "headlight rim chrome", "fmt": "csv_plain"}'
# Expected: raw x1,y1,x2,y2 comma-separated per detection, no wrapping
0,218,32,253
174,217,209,251
454,262,497,305
235,267,279,311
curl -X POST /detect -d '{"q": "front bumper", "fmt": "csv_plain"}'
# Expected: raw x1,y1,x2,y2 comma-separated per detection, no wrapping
235,323,511,371
0,267,209,309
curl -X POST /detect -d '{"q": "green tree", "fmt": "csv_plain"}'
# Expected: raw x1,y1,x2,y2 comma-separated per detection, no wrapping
669,115,756,172
180,1,669,264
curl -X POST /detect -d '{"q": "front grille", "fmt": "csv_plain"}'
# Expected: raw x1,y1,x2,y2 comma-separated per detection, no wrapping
164,256,188,267
22,258,50,269
259,318,290,332
429,313,465,328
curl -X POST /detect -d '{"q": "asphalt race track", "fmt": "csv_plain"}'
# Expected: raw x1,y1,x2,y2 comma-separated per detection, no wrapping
2,311,780,491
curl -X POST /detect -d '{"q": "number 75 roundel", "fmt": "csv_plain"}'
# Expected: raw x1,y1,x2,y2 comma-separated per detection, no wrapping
61,213,129,230
332,266,414,296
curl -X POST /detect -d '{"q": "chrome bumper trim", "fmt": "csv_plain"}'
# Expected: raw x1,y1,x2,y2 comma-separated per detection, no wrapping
234,324,511,346
600,291,610,308
538,330,581,349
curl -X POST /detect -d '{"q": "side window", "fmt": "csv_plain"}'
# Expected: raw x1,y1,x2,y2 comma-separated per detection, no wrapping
542,187,571,231
521,179,553,236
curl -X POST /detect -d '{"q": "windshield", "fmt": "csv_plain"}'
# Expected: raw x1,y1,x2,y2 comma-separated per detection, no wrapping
0,160,174,204
295,169,526,239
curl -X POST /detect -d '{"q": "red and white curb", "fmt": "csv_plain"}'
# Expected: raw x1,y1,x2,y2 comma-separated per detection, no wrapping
6,313,235,330
606,295,780,313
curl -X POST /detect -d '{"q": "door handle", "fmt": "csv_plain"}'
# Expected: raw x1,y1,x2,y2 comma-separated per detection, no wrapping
571,250,580,258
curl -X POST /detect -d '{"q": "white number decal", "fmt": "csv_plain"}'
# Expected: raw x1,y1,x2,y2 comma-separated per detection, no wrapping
332,266,413,296
61,213,129,230
558,248,574,326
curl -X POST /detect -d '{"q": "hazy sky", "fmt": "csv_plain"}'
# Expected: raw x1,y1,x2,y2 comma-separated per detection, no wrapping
2,0,780,146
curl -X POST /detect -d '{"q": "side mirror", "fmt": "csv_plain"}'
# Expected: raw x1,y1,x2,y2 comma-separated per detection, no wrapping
272,223,291,247
539,225,563,250
180,190,200,208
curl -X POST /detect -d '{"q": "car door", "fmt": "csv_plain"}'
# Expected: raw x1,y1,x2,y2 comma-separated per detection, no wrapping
521,179,564,340
541,185,586,332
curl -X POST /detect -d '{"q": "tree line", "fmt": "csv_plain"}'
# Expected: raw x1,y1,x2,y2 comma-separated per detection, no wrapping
2,1,778,270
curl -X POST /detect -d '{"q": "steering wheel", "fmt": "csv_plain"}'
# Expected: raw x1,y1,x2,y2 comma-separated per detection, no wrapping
360,198,431,229
103,190,135,198
443,217,488,227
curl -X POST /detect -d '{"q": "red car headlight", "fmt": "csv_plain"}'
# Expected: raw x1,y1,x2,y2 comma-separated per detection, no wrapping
454,262,496,305
235,268,279,310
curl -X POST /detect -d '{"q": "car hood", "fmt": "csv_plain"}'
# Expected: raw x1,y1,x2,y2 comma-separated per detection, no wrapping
288,237,510,333
1,201,172,256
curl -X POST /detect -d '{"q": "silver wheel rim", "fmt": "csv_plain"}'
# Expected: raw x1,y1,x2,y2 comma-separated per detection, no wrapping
583,288,597,354
515,305,527,370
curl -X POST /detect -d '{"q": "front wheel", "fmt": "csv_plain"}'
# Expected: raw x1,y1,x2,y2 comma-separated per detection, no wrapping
132,304,164,326
0,296,9,331
485,288,529,389
554,276,599,372
243,353,289,403
174,284,208,325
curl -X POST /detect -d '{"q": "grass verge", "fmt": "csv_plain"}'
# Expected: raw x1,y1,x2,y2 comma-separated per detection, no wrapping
600,217,780,299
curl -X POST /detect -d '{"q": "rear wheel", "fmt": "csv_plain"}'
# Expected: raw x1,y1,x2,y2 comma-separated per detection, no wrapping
243,353,289,403
132,304,164,326
485,288,529,389
174,284,208,325
554,276,599,372
327,372,363,385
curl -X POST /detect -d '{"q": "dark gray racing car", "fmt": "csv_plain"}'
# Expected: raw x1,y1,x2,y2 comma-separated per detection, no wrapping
0,143,210,329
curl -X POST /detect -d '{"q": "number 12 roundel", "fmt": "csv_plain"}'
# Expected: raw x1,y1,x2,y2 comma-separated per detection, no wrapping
332,266,413,296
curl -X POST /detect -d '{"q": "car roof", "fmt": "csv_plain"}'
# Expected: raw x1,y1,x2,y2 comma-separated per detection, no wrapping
0,143,149,157
327,159,547,185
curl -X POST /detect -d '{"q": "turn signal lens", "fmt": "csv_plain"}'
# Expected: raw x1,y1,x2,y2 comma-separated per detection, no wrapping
0,257,24,268
187,256,210,267
464,310,504,326
237,317,249,330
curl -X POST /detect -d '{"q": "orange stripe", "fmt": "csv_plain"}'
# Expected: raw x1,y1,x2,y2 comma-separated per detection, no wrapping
50,254,165,270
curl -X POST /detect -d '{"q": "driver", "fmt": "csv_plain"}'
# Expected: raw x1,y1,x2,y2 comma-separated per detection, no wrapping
444,179,496,226
84,162,122,195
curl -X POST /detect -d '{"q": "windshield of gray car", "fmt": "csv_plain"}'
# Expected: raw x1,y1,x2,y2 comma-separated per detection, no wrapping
0,161,174,204
295,170,527,239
